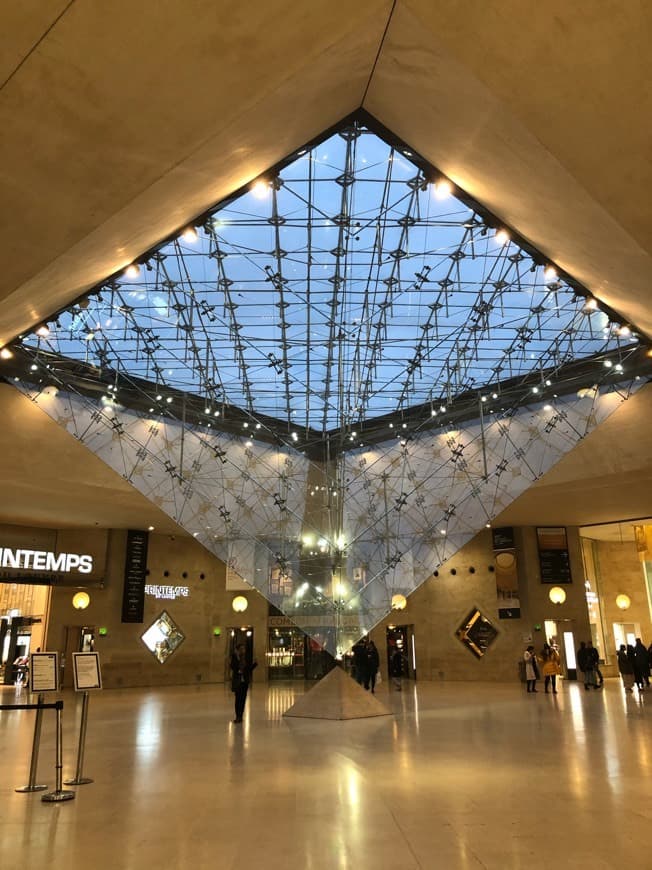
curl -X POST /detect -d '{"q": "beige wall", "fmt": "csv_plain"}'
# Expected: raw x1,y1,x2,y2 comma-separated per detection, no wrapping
592,539,652,658
42,523,604,688
370,527,592,683
46,530,269,689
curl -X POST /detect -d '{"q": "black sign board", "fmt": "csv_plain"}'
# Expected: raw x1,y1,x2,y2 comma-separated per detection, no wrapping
121,530,149,623
537,527,572,584
492,526,515,551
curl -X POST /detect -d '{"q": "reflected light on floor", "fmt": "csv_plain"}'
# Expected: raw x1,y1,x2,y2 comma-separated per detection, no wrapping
264,684,299,719
134,698,162,763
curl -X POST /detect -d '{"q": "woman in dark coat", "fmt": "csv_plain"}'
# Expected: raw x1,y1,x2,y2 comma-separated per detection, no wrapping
626,644,641,690
634,638,650,689
364,640,380,693
230,643,257,723
618,644,635,692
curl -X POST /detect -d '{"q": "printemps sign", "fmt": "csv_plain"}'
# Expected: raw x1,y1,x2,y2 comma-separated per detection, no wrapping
0,547,93,574
145,584,189,601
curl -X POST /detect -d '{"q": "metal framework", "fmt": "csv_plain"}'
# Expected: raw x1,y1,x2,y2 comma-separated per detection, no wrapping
4,114,650,656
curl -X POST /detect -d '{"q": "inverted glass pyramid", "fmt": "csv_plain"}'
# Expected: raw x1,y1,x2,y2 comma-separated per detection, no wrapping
6,114,649,656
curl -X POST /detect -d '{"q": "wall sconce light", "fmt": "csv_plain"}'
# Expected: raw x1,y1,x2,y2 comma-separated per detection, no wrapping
548,586,566,606
616,594,631,610
232,595,248,613
391,593,407,611
72,591,90,610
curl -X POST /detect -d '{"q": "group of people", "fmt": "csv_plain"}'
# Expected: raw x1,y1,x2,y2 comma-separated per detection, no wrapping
231,633,652,722
351,637,381,692
229,635,400,722
616,638,652,692
523,642,561,693
524,637,652,696
525,640,604,694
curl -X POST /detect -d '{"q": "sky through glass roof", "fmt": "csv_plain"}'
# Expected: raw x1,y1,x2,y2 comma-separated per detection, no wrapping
20,119,640,434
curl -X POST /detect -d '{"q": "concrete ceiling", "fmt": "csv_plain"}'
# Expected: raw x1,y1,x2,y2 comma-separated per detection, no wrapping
0,384,179,533
495,382,652,527
1,1,651,344
0,1,651,533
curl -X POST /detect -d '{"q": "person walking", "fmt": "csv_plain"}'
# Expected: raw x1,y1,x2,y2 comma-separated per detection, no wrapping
390,646,404,691
541,643,561,694
230,643,257,723
364,639,380,693
524,645,539,693
587,642,603,689
617,644,635,692
351,638,368,685
626,643,642,690
633,638,650,689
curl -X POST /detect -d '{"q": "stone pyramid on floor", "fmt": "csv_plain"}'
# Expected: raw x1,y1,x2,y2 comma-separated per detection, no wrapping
284,666,392,720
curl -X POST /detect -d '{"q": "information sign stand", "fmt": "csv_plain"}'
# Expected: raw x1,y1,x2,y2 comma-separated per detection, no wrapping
64,652,102,786
27,652,74,803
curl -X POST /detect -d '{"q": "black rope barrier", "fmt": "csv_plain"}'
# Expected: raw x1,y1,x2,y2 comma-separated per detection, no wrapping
0,700,63,711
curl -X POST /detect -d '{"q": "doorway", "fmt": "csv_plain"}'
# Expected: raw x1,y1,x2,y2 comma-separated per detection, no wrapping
386,625,416,680
613,622,640,650
544,619,578,680
61,625,96,688
267,626,304,680
1,616,42,684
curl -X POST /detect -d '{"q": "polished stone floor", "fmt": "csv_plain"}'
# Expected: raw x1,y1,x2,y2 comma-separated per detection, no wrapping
1,677,652,869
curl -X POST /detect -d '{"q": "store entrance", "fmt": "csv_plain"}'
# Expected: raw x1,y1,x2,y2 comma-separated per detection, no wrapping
386,625,416,680
266,626,335,681
0,582,49,684
267,626,304,680
1,616,40,685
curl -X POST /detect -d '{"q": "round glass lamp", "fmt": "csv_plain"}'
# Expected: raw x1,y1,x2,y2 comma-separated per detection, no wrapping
72,591,90,610
548,586,566,606
616,594,631,610
232,595,248,613
391,593,407,611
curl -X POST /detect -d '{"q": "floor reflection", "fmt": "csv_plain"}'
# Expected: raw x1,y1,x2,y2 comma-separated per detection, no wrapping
1,680,651,870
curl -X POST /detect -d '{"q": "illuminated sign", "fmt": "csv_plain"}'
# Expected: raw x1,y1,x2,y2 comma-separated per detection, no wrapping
0,547,93,574
144,584,189,601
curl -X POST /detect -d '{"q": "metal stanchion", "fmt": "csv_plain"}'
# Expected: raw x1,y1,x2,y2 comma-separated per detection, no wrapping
64,691,93,786
42,701,75,803
15,693,48,793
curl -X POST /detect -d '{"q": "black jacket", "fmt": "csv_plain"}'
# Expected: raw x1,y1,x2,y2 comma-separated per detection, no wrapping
230,653,257,692
366,643,380,672
576,646,592,671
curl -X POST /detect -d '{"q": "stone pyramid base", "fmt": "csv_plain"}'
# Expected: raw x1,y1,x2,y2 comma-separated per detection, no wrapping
283,666,392,720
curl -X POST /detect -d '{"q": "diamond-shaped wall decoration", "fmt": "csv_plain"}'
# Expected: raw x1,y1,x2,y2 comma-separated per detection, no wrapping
141,611,186,664
6,113,650,656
